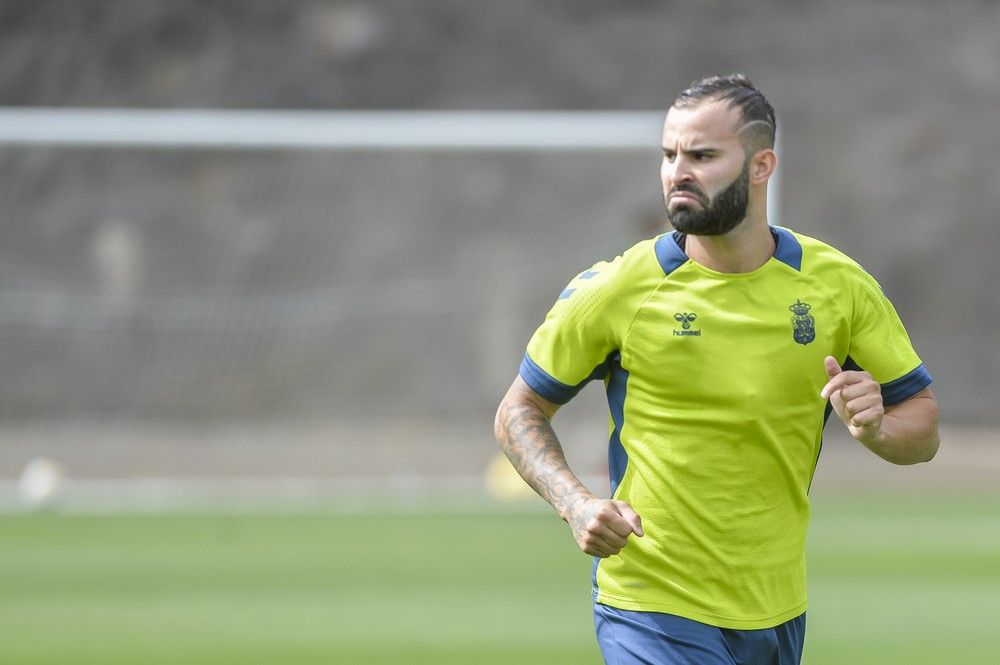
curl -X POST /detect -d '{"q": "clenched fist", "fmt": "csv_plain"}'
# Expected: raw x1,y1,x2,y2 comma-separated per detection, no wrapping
564,497,644,558
821,356,884,445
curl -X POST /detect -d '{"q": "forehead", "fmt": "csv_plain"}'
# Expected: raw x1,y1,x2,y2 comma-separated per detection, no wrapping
662,100,743,148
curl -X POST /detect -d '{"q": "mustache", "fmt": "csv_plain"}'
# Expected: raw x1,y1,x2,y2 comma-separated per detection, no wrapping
667,182,709,204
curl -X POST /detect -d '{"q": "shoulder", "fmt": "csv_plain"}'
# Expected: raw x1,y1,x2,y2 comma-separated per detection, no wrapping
786,228,883,293
525,237,664,369
559,236,665,297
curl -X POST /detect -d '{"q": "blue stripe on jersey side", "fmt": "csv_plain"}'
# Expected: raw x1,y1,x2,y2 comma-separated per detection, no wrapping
605,353,630,497
558,287,576,300
594,353,629,601
842,356,864,373
654,232,689,276
822,401,834,427
881,363,933,406
519,353,614,405
579,270,599,279
807,432,824,496
771,226,803,271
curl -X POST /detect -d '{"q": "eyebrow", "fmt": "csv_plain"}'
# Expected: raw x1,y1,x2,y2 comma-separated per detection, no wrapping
661,145,720,154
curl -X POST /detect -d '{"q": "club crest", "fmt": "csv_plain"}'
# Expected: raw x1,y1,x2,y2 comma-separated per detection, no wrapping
789,299,815,345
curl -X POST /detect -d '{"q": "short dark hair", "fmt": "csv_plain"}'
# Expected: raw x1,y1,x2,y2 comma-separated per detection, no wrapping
672,74,776,154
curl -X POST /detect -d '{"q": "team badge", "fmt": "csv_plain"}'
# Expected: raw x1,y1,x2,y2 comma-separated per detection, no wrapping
789,300,815,345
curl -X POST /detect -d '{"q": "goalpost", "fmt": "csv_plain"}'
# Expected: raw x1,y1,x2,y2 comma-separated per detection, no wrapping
0,108,779,510
0,108,663,150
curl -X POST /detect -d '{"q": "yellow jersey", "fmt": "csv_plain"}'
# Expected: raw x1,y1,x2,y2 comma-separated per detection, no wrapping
520,227,931,629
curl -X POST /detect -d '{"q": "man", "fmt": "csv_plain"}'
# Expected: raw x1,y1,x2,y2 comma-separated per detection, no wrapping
493,75,939,665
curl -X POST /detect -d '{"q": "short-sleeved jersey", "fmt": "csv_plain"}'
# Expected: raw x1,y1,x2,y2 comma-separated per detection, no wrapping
519,226,931,630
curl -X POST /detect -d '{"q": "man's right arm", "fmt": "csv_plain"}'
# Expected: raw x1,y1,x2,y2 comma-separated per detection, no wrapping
494,375,643,558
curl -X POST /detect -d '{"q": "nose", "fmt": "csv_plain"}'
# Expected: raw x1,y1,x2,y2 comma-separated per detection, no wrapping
661,155,695,191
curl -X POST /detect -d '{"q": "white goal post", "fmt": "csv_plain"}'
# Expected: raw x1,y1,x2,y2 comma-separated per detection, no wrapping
0,108,664,150
0,107,778,220
0,107,780,510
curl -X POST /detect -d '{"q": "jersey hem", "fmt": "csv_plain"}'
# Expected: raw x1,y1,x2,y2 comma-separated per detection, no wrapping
594,591,807,631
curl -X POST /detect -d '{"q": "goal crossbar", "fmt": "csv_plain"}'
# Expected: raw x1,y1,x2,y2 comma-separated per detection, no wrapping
0,108,664,151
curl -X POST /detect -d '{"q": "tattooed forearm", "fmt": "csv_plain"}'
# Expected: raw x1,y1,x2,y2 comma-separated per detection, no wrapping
494,384,594,521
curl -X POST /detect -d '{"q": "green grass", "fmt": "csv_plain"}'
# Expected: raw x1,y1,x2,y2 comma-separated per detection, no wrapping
0,493,997,664
804,493,1000,665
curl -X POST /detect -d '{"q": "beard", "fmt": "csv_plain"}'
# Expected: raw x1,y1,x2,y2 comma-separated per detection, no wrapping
665,159,750,236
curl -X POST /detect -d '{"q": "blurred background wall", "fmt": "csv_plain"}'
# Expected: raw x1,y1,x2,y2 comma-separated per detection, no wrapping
0,0,996,498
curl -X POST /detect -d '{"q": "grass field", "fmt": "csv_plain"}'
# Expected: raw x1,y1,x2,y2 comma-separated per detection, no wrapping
1,492,998,664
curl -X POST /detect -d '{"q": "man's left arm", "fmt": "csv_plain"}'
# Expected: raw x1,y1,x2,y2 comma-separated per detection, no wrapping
821,356,940,465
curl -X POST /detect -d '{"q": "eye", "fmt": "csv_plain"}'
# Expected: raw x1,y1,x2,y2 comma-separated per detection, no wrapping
662,150,676,163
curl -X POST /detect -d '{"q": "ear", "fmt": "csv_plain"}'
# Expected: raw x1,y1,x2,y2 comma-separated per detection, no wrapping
749,149,777,186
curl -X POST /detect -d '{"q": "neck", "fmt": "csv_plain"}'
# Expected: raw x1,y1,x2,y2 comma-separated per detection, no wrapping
682,210,774,273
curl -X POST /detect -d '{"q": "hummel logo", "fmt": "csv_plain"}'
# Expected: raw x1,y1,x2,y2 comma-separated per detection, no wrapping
674,312,697,329
673,312,701,336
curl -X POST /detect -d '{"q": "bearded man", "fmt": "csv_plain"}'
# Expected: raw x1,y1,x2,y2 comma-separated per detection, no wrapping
494,74,939,665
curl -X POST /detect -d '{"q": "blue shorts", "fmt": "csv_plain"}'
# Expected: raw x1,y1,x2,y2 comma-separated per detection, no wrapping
594,603,805,665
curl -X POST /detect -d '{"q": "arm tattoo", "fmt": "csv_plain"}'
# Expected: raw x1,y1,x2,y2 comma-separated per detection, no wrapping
494,396,593,521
